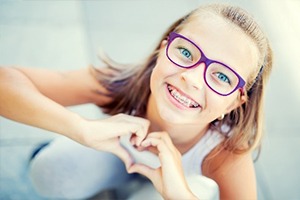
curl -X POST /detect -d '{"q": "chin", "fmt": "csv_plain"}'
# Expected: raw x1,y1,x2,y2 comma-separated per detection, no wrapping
158,106,197,125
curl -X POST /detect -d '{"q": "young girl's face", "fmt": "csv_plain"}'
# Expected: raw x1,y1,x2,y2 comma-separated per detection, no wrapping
150,14,259,126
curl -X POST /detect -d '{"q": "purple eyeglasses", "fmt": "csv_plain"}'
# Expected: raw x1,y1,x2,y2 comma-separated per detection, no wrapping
166,32,246,96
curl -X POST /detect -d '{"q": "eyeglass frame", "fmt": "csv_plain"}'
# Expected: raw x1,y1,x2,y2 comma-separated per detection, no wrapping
165,31,246,96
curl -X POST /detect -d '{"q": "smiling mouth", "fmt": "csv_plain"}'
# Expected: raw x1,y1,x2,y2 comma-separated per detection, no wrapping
167,84,200,108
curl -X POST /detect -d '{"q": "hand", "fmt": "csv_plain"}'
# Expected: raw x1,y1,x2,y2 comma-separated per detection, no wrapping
76,113,150,169
128,132,197,200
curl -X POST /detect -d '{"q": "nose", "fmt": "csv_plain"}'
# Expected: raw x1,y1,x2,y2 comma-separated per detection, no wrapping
180,63,206,90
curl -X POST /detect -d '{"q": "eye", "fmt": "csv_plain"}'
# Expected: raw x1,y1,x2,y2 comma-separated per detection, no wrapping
179,48,192,60
215,72,231,84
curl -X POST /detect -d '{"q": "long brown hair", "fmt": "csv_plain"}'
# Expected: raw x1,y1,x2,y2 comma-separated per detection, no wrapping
91,4,273,155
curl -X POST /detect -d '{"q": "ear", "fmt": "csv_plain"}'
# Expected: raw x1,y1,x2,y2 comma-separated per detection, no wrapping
160,40,168,49
225,94,247,113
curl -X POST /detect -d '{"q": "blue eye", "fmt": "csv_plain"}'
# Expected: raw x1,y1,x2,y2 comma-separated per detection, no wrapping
179,48,192,60
216,72,231,84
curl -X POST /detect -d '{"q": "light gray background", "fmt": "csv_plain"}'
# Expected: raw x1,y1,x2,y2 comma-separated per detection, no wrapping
0,0,299,199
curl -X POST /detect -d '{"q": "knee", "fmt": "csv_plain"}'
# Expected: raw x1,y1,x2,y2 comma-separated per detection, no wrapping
29,163,86,199
28,137,130,199
28,146,130,199
29,153,100,199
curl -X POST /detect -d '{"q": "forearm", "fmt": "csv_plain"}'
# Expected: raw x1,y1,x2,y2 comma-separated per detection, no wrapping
0,67,83,141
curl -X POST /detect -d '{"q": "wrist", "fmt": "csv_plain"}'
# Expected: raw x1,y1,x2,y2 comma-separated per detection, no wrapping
62,112,86,144
176,190,198,200
163,185,198,200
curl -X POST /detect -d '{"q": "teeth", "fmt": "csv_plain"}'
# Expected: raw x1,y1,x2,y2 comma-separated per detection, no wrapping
168,85,199,108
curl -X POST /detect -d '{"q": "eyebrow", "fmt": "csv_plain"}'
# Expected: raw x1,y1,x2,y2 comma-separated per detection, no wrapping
183,33,242,73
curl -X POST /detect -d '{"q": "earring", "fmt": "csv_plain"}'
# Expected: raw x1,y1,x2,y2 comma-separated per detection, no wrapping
218,114,225,121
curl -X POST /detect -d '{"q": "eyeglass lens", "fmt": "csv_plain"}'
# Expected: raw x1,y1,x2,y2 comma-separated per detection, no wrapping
167,35,241,95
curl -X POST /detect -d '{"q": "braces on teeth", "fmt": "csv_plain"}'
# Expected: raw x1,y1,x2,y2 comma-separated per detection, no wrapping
168,86,199,108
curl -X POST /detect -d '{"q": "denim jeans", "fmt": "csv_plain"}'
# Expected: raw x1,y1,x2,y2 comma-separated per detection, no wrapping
29,136,219,200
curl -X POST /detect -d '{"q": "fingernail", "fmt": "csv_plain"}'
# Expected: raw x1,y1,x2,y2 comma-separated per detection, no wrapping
141,141,149,147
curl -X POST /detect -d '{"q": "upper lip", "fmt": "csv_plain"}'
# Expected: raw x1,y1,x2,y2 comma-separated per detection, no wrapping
167,83,202,108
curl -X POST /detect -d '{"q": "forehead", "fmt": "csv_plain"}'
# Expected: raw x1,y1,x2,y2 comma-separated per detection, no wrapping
178,14,259,80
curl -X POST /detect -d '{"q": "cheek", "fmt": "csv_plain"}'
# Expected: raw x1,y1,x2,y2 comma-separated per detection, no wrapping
206,94,225,115
149,64,161,94
150,55,177,90
206,93,238,116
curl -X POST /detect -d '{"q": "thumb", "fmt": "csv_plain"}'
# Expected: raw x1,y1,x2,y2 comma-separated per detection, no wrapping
128,164,162,194
128,163,156,180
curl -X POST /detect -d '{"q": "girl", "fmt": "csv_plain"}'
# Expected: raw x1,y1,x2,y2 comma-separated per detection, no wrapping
0,3,273,200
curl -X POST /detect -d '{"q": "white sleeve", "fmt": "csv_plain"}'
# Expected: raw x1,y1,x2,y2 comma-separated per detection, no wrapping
186,175,220,200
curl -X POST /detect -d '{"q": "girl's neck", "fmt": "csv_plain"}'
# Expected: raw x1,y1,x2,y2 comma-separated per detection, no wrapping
146,95,209,154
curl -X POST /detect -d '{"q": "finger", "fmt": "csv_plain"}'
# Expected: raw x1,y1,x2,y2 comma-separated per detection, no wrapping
141,137,180,167
134,121,150,145
129,134,137,146
104,114,150,141
123,115,150,141
147,131,173,146
109,122,144,139
129,135,147,151
119,114,150,131
128,163,157,180
144,145,159,155
141,137,169,156
119,117,149,140
127,124,147,146
126,115,150,128
128,164,163,195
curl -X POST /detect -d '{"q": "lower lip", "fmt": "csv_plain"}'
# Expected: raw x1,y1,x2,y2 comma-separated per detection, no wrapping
165,84,199,111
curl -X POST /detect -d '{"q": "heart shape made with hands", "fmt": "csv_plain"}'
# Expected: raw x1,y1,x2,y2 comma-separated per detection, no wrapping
120,134,161,169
